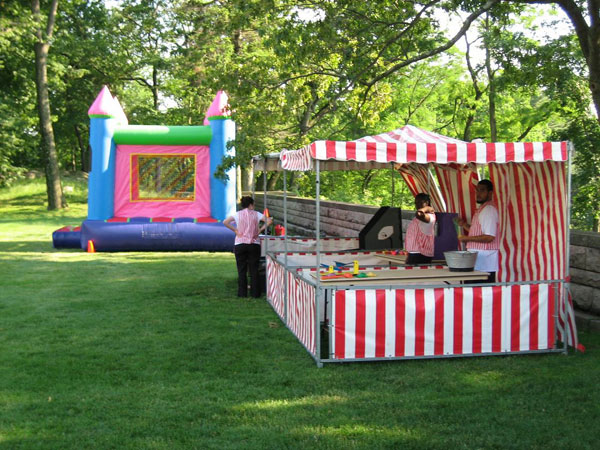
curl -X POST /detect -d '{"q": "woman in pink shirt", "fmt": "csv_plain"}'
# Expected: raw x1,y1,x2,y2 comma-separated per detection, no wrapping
224,196,273,297
405,193,436,265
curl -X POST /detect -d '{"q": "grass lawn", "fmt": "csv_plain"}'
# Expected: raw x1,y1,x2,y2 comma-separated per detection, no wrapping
1,176,599,449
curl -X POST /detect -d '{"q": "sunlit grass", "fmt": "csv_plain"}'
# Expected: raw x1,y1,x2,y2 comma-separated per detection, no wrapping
1,175,599,449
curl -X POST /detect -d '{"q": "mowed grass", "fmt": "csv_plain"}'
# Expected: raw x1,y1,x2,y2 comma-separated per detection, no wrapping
1,176,600,449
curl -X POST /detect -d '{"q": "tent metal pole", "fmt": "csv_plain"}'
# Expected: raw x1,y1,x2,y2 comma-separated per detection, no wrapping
315,160,322,366
263,169,268,256
390,163,395,208
563,142,575,354
553,281,559,349
251,160,256,198
284,169,288,323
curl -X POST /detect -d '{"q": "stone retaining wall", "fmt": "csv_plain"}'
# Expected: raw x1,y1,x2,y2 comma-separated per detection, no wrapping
570,231,600,333
254,192,414,237
254,192,600,333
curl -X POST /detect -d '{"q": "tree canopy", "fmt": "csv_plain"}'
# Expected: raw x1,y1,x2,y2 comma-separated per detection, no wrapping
0,0,598,230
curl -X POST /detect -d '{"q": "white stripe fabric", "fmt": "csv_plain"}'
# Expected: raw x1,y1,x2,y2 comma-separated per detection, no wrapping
331,283,554,360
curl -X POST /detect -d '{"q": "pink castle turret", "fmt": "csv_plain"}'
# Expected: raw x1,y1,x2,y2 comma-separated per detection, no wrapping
88,85,119,118
203,90,230,125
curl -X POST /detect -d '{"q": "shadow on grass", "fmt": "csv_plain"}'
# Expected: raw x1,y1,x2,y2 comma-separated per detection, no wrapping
0,240,72,253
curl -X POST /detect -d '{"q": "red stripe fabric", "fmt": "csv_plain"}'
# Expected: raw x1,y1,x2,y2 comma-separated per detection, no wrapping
335,290,346,359
492,286,502,352
434,288,444,355
346,141,356,161
472,287,483,354
355,290,366,358
395,290,406,356
453,288,463,354
375,290,386,357
415,290,426,356
326,140,336,159
511,285,521,352
548,283,555,348
529,284,540,350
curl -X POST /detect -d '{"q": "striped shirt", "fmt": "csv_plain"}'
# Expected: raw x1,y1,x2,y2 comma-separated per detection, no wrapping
467,202,499,251
467,201,499,272
233,209,264,245
405,213,436,257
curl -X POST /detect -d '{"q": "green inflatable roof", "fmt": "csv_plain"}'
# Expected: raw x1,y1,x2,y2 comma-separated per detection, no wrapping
113,125,212,146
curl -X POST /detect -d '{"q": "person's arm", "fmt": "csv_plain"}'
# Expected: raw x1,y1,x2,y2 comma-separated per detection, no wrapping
458,207,497,243
223,216,239,237
258,216,273,233
458,233,494,243
415,206,435,223
455,216,471,232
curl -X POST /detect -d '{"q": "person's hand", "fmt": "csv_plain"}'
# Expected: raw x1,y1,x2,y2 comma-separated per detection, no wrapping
267,217,273,226
458,234,468,242
455,217,467,227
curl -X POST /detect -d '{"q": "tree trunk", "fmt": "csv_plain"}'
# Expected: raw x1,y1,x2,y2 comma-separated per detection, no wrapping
242,165,254,193
152,64,159,110
74,123,90,172
587,13,600,122
236,165,242,200
33,40,64,209
484,16,497,141
267,172,280,191
463,36,485,141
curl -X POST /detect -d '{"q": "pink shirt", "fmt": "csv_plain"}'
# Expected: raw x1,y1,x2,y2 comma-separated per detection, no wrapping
405,213,436,257
233,209,264,245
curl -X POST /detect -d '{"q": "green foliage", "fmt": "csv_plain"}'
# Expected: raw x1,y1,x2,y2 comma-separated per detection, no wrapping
551,117,600,231
273,169,415,210
1,0,599,228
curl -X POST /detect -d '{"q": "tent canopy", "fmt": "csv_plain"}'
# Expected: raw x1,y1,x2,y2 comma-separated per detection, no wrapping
252,125,572,286
255,124,577,350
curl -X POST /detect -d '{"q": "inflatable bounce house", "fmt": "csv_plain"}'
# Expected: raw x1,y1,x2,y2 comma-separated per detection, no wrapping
53,86,236,252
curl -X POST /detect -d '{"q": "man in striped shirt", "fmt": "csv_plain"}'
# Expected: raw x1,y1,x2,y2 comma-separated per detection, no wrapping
405,193,436,265
457,180,500,282
223,196,273,297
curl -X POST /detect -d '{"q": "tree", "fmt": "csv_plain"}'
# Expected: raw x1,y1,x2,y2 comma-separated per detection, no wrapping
519,0,600,122
32,0,64,209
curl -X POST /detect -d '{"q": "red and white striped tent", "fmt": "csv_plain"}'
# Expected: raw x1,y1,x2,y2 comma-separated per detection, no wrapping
256,125,578,348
